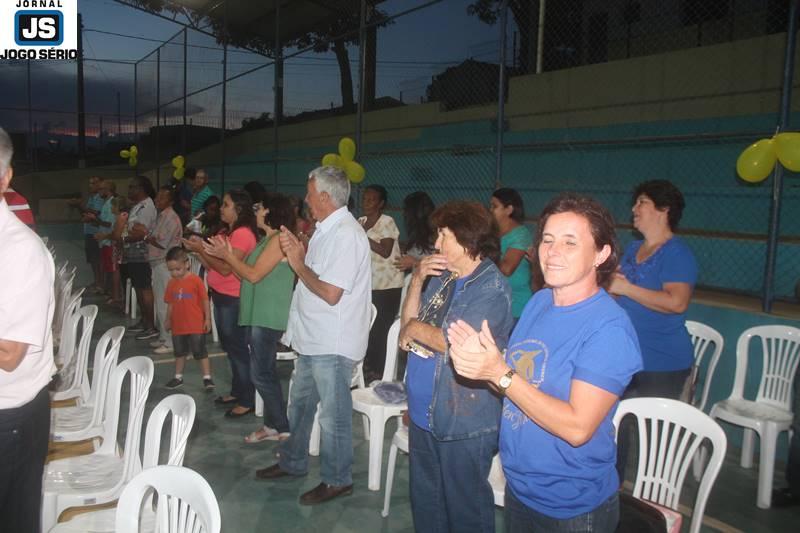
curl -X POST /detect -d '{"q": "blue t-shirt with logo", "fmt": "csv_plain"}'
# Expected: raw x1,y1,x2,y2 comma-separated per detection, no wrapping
84,193,105,235
407,277,466,431
616,237,697,372
500,288,642,519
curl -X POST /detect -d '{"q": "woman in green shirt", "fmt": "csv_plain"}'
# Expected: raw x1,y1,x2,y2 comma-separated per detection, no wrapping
205,192,297,443
490,188,533,320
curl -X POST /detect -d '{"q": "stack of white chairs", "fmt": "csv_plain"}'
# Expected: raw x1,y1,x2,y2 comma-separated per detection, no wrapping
114,466,221,533
53,265,78,346
42,356,155,532
50,394,197,532
50,326,125,444
614,398,727,533
52,305,99,402
54,263,76,317
707,325,800,508
352,318,406,491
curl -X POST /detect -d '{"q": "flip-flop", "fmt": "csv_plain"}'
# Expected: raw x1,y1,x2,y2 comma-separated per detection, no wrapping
244,426,277,444
225,407,255,418
214,396,238,405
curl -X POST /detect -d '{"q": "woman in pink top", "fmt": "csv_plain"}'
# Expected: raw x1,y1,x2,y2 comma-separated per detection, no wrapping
183,189,258,417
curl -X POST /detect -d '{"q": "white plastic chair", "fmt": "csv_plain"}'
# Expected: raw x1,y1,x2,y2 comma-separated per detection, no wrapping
125,278,138,320
55,288,84,363
42,356,155,533
50,395,197,533
488,453,506,507
53,297,82,369
708,325,800,508
51,327,125,444
381,424,409,517
614,398,727,533
352,318,406,491
307,303,377,456
52,305,99,402
114,466,221,533
685,320,725,412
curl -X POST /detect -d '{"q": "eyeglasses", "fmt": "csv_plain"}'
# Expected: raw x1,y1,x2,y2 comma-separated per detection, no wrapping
252,202,263,214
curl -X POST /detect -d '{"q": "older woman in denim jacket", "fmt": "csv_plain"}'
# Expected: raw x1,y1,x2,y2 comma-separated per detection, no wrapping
399,200,513,533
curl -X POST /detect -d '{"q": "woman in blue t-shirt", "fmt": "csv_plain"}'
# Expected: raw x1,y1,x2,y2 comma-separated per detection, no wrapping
609,180,698,399
447,194,642,532
490,188,533,321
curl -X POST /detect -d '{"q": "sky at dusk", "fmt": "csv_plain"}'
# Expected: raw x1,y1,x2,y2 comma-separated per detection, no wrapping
1,0,516,137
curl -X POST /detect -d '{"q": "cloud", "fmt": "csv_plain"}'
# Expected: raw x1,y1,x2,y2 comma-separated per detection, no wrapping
0,60,207,132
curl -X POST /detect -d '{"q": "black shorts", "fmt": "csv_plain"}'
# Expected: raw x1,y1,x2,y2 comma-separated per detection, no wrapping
126,261,152,290
172,334,208,359
84,235,100,264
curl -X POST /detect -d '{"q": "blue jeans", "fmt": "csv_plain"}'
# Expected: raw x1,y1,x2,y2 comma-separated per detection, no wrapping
211,291,253,408
278,354,355,486
247,326,289,433
409,421,497,533
505,487,619,533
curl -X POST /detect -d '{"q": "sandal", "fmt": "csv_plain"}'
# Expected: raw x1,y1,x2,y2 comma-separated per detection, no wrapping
214,396,238,405
244,426,278,444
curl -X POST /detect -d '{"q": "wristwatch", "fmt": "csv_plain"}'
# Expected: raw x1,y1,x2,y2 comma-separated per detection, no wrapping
498,368,516,395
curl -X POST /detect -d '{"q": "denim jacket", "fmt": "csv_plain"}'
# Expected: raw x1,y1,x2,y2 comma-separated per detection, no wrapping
422,258,514,441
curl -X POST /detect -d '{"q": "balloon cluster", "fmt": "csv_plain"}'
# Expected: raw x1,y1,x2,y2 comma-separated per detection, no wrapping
119,145,138,167
737,133,800,183
172,155,186,180
321,137,366,184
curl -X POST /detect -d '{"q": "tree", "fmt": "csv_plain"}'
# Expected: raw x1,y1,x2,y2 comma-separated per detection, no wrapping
468,0,537,74
127,0,391,115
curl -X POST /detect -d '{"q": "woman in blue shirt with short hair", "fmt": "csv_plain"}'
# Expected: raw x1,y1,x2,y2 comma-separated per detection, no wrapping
609,179,698,399
448,194,642,532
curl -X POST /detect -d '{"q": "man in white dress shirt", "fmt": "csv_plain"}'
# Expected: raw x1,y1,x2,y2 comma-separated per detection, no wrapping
256,166,372,506
0,126,56,532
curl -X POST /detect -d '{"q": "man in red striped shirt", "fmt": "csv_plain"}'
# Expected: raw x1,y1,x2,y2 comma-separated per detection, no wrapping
5,187,35,229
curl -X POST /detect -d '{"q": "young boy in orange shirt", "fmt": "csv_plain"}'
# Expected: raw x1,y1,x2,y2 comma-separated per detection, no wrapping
163,246,214,389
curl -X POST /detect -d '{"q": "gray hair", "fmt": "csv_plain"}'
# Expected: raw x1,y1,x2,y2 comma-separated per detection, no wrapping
309,166,350,208
0,127,13,177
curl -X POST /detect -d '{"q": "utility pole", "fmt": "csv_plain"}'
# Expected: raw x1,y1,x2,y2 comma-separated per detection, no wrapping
77,13,86,168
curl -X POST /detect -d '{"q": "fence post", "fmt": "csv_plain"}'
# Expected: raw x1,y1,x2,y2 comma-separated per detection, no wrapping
77,13,86,168
495,0,509,189
156,47,161,187
763,0,799,312
536,0,546,74
273,0,282,192
221,3,228,192
356,0,367,151
133,62,138,141
183,28,187,156
26,59,33,163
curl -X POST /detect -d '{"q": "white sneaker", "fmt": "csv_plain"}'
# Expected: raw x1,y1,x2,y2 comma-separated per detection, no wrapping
149,340,165,348
153,345,173,355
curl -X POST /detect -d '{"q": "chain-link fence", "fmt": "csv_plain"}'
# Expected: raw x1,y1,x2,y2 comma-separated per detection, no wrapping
2,0,799,304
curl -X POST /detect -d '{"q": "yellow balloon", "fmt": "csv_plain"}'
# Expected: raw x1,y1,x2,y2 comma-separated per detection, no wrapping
345,160,365,184
120,149,130,158
775,132,800,172
172,155,185,168
322,153,342,168
338,137,356,162
173,167,185,180
129,145,138,157
736,139,776,183
128,156,138,167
